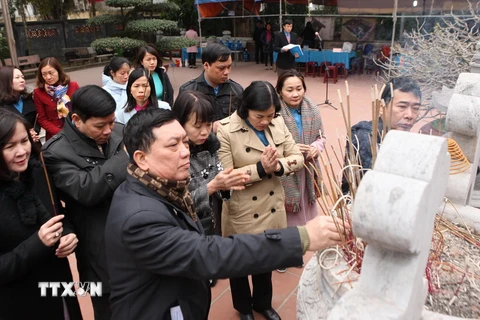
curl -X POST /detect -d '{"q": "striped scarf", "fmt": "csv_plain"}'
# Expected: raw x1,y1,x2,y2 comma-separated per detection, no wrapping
45,84,71,119
127,163,197,222
279,96,325,212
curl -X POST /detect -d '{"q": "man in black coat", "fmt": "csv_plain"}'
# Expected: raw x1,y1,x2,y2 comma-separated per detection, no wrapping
274,19,299,76
42,85,129,320
179,43,243,132
253,20,265,64
105,108,348,320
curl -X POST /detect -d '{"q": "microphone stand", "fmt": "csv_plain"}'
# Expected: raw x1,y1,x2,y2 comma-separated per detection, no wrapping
316,36,337,110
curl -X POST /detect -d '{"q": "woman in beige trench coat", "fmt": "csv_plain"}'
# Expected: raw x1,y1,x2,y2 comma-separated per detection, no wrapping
217,81,303,320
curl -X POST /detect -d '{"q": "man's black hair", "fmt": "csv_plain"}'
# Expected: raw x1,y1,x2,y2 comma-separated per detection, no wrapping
123,108,176,164
202,43,231,65
382,76,422,105
71,85,116,122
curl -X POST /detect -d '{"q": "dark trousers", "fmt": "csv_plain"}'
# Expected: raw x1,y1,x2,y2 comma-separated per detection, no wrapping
254,42,264,63
229,272,272,314
188,52,197,66
264,51,273,66
91,294,112,320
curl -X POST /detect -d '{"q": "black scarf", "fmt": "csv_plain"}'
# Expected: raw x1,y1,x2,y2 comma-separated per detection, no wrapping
1,162,51,225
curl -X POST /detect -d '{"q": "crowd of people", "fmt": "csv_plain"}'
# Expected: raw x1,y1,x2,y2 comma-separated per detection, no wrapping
0,40,422,320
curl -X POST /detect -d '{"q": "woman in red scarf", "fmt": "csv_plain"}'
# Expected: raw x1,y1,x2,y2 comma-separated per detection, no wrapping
33,57,79,141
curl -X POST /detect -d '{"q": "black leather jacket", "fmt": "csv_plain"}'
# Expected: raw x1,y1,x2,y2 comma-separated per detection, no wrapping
42,116,129,293
179,72,243,121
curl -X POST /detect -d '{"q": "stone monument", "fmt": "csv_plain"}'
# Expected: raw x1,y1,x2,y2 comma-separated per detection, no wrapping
328,130,449,319
440,72,480,232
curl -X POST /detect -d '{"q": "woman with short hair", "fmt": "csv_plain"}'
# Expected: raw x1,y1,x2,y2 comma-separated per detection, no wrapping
217,81,303,320
172,90,248,236
33,57,80,140
275,69,326,228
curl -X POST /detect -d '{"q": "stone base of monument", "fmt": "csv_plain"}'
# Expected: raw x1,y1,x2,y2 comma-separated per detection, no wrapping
442,203,480,233
297,252,478,320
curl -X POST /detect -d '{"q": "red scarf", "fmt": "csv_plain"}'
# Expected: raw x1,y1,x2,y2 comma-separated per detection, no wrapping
134,100,150,112
265,30,272,43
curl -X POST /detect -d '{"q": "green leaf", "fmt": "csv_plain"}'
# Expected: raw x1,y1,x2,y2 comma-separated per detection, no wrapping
155,37,197,51
136,2,180,12
90,37,146,51
126,19,178,34
105,0,151,8
87,14,124,26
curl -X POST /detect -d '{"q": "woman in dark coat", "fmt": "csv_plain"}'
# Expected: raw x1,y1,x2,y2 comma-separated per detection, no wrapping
0,109,81,320
0,66,40,144
134,45,174,107
171,90,248,236
261,22,275,70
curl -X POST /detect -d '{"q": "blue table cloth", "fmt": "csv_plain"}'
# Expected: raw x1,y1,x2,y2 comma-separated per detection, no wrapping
274,50,357,69
309,50,357,69
273,50,310,64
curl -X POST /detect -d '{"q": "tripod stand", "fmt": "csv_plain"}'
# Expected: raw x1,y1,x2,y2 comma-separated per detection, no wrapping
316,39,337,110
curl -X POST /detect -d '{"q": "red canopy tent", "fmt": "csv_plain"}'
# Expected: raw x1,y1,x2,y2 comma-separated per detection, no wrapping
195,0,310,19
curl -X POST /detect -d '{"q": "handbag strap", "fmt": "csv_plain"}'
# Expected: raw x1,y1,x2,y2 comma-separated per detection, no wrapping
39,152,58,216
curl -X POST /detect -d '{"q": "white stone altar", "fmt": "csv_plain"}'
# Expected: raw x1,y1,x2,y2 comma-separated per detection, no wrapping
297,72,480,320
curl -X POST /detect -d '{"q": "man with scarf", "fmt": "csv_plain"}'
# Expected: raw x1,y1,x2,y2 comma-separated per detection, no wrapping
42,85,129,320
105,108,348,320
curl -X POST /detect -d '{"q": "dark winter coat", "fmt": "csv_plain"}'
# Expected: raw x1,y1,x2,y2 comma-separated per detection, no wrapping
105,175,303,320
179,72,244,121
273,31,298,70
188,133,226,235
253,26,264,44
0,161,82,320
341,118,384,193
261,30,275,53
147,66,174,106
41,115,129,293
0,93,38,130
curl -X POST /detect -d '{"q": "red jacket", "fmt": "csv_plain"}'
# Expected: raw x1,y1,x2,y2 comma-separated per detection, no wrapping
33,82,80,140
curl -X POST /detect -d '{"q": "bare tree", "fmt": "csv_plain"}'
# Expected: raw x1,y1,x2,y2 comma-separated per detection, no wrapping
379,1,480,119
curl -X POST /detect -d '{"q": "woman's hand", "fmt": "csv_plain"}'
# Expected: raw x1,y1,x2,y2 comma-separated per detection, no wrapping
38,215,64,247
208,167,250,194
29,129,40,143
310,138,326,153
261,146,279,173
298,143,321,161
56,233,78,258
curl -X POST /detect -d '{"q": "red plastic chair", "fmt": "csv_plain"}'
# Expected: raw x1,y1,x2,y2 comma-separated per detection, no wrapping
324,65,338,84
334,63,347,79
305,62,318,78
319,62,332,75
